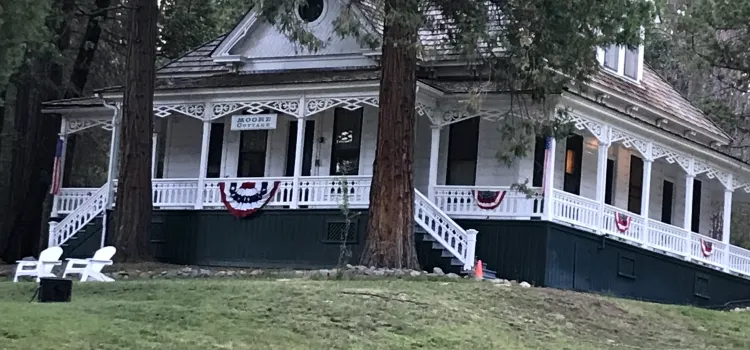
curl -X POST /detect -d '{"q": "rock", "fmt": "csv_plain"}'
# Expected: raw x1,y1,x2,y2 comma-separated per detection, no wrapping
409,270,421,277
216,271,227,277
345,264,354,269
199,269,211,277
250,269,263,276
432,267,444,275
519,281,531,288
180,267,192,274
318,269,331,276
446,273,460,279
548,313,566,321
227,271,235,277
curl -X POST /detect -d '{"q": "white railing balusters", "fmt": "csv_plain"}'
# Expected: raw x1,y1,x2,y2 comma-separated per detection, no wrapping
414,189,477,271
54,188,99,215
433,185,543,219
548,188,750,278
49,185,108,247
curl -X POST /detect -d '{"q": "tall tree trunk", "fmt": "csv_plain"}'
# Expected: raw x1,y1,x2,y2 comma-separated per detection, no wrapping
113,0,157,261
360,0,420,269
0,0,73,262
67,0,111,98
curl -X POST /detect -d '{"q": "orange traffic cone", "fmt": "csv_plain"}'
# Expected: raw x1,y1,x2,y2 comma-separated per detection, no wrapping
474,259,484,280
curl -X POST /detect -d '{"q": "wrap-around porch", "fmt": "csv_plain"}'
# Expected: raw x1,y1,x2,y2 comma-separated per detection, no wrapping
46,88,750,280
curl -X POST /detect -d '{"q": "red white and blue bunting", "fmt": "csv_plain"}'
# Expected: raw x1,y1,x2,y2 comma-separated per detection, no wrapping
700,239,714,257
473,190,506,210
218,181,280,218
614,212,631,233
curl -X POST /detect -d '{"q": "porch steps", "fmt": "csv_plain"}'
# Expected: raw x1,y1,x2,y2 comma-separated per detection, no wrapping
58,214,105,259
415,225,497,279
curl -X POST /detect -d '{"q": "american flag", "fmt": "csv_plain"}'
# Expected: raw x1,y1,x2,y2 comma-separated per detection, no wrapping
50,137,64,195
541,136,553,195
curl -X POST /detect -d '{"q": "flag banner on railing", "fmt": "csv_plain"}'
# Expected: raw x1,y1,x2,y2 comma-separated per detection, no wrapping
50,137,64,195
473,190,506,210
614,212,631,233
700,239,714,257
218,181,280,218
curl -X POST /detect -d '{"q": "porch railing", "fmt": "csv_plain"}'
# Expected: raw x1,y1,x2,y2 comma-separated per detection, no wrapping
55,176,375,212
49,185,108,247
550,188,750,278
415,189,477,271
55,188,100,215
433,185,543,219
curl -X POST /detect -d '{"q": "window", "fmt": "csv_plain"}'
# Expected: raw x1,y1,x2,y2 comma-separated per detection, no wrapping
206,123,224,178
532,137,545,187
237,130,268,177
692,179,702,233
627,155,643,214
661,180,674,224
600,45,642,81
330,108,363,176
603,45,619,71
446,118,479,185
298,0,324,22
623,47,639,79
565,149,576,174
605,159,615,205
563,135,583,195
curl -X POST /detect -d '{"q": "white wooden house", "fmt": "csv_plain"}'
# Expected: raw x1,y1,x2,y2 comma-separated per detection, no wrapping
43,0,750,305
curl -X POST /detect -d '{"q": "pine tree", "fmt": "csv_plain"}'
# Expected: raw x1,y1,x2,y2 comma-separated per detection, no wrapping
112,0,159,261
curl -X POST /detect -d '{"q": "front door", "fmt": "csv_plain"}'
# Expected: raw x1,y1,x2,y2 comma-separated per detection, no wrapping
285,120,316,176
563,135,583,195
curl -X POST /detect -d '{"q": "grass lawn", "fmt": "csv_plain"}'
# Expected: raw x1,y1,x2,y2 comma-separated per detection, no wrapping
1,278,749,349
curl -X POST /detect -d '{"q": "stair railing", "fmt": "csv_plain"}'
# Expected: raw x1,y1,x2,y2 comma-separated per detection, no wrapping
414,189,478,271
48,185,109,247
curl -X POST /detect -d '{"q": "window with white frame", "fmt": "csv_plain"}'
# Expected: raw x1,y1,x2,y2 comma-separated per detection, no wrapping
598,44,643,81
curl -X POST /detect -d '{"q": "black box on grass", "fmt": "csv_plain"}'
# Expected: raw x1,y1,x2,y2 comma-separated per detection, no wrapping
38,277,72,303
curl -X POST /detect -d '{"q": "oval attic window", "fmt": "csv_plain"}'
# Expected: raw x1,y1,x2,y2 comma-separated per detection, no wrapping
299,0,324,23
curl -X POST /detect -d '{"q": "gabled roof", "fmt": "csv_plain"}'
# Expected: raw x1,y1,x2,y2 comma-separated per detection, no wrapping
157,35,229,76
591,65,729,140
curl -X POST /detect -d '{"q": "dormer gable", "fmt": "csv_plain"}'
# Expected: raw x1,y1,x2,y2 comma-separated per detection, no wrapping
209,0,379,72
596,44,645,82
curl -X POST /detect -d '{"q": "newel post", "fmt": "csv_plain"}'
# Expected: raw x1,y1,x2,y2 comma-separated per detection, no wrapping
465,228,478,271
47,221,58,248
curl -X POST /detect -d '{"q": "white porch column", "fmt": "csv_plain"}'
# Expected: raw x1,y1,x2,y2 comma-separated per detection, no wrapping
151,132,158,178
595,141,610,233
723,188,733,245
722,177,734,270
291,96,307,209
50,118,69,218
427,126,441,200
195,120,211,209
683,159,695,231
105,105,121,210
542,137,557,221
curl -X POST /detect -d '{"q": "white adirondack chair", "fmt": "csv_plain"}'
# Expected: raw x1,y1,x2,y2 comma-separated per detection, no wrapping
13,247,64,282
62,246,116,282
